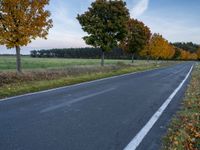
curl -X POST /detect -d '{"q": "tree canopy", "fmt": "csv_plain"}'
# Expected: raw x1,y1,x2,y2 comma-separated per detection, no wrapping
77,0,129,66
0,0,52,73
120,19,151,62
140,34,175,60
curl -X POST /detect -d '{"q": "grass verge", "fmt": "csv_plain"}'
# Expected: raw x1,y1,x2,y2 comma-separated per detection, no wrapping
163,63,200,150
0,62,174,99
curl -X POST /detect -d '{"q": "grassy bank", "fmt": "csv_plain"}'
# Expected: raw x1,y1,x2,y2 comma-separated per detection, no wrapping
163,63,200,150
0,59,176,99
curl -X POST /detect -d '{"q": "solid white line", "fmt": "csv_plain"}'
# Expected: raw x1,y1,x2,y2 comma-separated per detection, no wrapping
0,66,166,102
124,65,193,150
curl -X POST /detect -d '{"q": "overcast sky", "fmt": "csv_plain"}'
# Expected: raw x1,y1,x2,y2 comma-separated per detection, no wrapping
1,0,200,54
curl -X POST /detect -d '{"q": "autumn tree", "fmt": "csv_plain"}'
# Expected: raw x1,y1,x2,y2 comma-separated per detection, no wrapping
120,19,151,63
0,0,53,73
180,50,190,60
77,0,129,66
189,53,198,60
140,33,175,60
139,44,151,61
161,43,175,60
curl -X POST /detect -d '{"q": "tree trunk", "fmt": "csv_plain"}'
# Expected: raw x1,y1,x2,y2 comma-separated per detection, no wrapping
147,56,150,62
131,53,134,63
16,46,22,74
101,51,105,67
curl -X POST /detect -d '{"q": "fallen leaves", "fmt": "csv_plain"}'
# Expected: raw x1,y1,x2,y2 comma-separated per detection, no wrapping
163,64,200,150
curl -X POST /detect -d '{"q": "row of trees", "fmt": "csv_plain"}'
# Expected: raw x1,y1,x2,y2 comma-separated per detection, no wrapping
77,0,153,66
140,35,200,60
0,0,199,73
30,48,129,59
172,42,200,53
31,42,200,61
77,0,200,65
140,34,175,60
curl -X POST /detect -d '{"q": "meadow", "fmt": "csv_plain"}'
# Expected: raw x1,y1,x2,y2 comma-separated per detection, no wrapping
0,56,134,71
0,56,178,98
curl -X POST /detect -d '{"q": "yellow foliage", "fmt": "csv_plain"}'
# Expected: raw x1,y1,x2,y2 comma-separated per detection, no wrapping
140,33,175,60
0,0,53,49
180,50,198,60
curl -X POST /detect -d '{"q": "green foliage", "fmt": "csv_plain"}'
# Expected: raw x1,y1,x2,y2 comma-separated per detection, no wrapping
77,0,129,52
172,42,200,53
30,48,130,59
172,47,182,59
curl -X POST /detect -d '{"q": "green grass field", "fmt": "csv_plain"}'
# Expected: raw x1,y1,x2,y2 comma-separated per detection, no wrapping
0,56,135,71
0,56,179,98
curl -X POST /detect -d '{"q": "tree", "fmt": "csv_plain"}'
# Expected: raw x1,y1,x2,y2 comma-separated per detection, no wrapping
77,0,129,66
0,0,53,73
172,47,181,60
120,19,151,63
161,43,175,60
189,53,198,60
180,50,190,60
141,33,175,60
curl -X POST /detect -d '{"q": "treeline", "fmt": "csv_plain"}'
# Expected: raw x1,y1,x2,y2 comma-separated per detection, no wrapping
172,42,199,53
139,34,200,60
30,1,200,62
30,48,132,59
171,42,200,60
31,35,200,61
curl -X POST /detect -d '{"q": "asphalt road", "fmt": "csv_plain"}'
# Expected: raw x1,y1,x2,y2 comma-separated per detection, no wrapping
0,62,194,150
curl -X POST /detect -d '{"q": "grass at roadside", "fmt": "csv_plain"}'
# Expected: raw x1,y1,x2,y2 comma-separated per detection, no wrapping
0,56,180,71
0,60,177,99
163,63,200,150
0,56,133,71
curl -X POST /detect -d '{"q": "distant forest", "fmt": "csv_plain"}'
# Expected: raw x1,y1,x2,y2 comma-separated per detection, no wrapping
30,42,200,60
30,48,132,59
172,42,199,53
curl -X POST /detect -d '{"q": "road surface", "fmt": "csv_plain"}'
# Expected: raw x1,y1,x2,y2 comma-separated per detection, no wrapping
0,62,194,150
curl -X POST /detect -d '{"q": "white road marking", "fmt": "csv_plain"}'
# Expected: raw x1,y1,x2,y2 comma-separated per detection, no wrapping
40,87,116,113
124,65,193,150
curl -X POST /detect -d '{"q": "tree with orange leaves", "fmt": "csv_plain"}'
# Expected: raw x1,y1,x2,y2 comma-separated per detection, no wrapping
0,0,53,73
140,33,175,60
120,19,151,63
179,50,196,60
189,53,198,60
